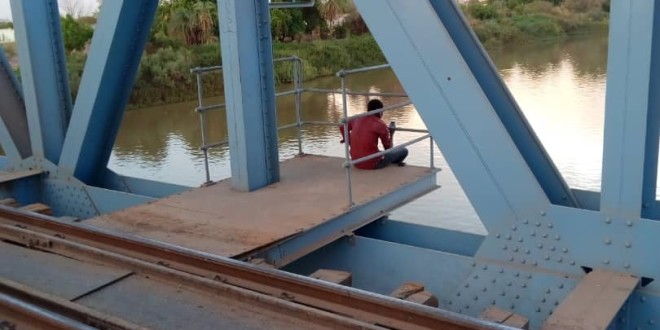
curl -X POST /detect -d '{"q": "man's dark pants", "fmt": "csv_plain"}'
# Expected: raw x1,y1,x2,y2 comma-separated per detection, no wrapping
376,148,409,169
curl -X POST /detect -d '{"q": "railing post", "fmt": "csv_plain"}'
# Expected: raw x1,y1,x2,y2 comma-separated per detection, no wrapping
294,58,303,155
339,71,354,207
195,70,212,185
430,136,435,169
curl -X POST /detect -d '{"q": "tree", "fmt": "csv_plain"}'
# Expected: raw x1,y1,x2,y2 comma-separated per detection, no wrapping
61,15,94,52
59,0,90,18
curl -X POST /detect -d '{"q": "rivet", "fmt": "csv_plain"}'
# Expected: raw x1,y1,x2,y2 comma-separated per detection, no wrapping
515,294,520,299
473,296,478,301
542,298,546,303
503,245,508,250
457,292,461,296
605,218,612,224
624,263,631,269
526,249,531,255
515,272,520,277
538,243,543,249
509,256,514,261
531,231,536,237
507,281,512,287
522,283,527,288
526,274,532,279
513,247,519,252
510,304,515,309
546,289,551,294
512,225,517,231
550,246,556,251
541,211,546,216
649,320,655,325
555,235,561,241
536,307,541,312
495,234,501,239
626,220,633,227
465,305,470,309
523,219,529,224
506,234,512,240
604,238,612,245
492,300,496,305
536,222,541,227
501,291,506,296
499,268,504,274
625,242,632,248
533,261,538,266
557,257,563,263
559,284,564,289
545,255,550,260
464,283,469,288
542,233,548,238
521,259,527,264
547,223,554,228
603,259,610,265
518,237,524,243
448,300,453,305
471,262,476,267
641,296,647,302
482,265,488,270
562,248,568,253
482,287,487,292
554,301,559,306
473,274,479,279
570,261,576,265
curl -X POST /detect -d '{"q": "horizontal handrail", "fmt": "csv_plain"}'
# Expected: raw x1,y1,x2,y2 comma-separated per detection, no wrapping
191,65,223,74
304,88,407,98
337,64,391,77
342,101,413,122
195,104,225,113
270,1,316,9
347,134,431,167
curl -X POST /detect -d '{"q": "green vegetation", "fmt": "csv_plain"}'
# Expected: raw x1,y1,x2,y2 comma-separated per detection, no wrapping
462,0,610,47
0,22,12,29
1,0,610,108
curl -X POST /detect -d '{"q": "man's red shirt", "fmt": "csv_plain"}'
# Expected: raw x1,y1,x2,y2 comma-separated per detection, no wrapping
340,115,392,169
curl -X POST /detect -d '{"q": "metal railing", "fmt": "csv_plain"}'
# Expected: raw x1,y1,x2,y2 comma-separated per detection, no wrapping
192,60,436,206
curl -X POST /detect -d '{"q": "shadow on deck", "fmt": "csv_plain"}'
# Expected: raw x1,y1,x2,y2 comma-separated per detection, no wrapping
86,154,438,267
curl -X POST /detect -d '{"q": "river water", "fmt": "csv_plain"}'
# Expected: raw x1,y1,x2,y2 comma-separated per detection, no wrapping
110,33,610,234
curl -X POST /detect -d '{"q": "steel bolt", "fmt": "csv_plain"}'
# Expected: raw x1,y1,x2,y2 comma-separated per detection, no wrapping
563,248,568,253
546,289,551,294
542,298,546,303
483,265,488,270
512,225,517,231
492,300,496,305
501,291,506,296
522,283,527,288
482,287,487,292
473,296,478,301
550,246,556,251
570,261,576,265
527,274,532,279
507,281,512,287
518,237,524,243
548,223,554,228
536,222,541,227
559,284,564,289
541,211,546,216
555,235,561,241
536,307,541,312
626,220,633,227
496,234,501,239
544,255,550,260
515,272,520,277
625,242,632,248
464,283,469,288
521,259,526,264
538,243,543,249
542,233,548,238
603,259,610,265
513,247,519,252
506,234,512,240
526,249,531,255
604,238,612,245
557,257,563,263
515,294,520,299
531,231,536,237
605,218,612,224
473,274,479,279
503,245,508,250
523,219,529,224
510,304,515,310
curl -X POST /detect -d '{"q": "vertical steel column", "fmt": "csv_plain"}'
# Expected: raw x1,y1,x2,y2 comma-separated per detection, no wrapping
10,0,71,163
217,0,280,191
0,47,31,160
601,1,660,220
58,0,159,185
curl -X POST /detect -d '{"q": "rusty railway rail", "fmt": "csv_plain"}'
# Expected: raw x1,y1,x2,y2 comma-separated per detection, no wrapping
0,206,504,330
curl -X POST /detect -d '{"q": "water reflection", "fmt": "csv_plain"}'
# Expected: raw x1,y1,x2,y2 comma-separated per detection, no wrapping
110,34,611,233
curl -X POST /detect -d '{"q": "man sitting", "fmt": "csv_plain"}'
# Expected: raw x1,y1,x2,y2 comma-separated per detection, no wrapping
340,99,408,169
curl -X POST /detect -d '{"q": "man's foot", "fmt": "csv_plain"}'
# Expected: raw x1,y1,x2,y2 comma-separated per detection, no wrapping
397,162,406,167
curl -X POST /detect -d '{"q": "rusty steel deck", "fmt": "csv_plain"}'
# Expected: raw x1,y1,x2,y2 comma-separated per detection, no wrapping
86,155,435,258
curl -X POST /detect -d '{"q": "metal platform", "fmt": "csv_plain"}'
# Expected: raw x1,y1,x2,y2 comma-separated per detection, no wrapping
85,154,437,265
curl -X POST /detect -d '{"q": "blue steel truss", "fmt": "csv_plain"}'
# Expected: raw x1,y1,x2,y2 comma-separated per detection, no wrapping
2,0,660,327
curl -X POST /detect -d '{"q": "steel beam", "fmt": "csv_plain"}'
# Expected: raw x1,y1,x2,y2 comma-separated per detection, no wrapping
217,0,280,191
353,0,550,229
59,0,159,185
427,0,577,209
10,0,71,164
601,1,660,220
0,47,31,160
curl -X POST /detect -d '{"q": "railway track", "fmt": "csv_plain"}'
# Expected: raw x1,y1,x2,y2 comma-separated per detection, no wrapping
0,206,503,329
